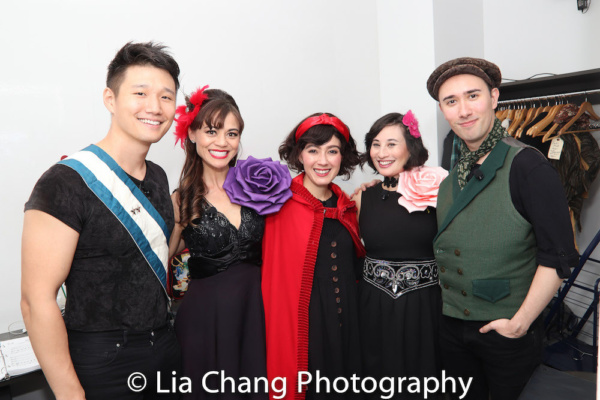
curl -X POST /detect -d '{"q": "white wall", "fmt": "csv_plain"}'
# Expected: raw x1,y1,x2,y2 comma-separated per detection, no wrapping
376,0,438,166
483,0,600,79
432,0,485,161
1,0,382,339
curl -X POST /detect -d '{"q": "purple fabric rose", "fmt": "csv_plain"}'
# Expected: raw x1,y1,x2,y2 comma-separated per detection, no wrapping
223,156,293,215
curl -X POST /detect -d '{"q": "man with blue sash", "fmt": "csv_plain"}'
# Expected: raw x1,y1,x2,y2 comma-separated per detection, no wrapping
427,58,578,400
22,42,181,400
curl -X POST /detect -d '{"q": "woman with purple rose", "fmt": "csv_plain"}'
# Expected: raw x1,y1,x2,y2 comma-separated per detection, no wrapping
169,86,271,399
261,113,366,400
352,111,447,398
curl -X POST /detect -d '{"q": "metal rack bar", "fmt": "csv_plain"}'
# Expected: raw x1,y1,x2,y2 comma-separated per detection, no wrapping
498,89,600,106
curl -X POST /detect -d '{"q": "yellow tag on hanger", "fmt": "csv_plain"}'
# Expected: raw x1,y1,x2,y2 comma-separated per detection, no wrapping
548,137,564,160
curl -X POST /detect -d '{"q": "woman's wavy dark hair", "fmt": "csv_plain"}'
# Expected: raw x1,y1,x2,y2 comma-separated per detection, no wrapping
176,89,243,227
361,112,428,172
278,112,360,180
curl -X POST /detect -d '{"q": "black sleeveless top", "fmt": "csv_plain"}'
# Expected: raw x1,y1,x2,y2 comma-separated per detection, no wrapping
359,182,437,261
182,200,264,279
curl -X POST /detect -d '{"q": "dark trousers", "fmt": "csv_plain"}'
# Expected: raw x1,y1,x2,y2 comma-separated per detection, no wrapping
68,325,181,400
439,315,542,400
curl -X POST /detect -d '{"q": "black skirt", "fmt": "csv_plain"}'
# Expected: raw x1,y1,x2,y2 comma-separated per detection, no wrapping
175,262,268,400
358,184,442,399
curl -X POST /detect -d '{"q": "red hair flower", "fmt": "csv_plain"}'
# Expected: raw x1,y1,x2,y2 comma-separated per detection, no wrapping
174,85,209,148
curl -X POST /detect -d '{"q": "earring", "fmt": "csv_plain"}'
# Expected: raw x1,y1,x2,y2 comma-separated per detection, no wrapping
190,139,196,144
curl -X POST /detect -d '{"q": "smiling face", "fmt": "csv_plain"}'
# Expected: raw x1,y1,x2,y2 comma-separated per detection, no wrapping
438,74,499,152
103,65,176,147
298,135,342,196
190,112,241,172
370,124,410,177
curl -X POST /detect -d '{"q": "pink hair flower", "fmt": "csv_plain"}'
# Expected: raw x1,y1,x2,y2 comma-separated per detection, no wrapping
402,110,421,138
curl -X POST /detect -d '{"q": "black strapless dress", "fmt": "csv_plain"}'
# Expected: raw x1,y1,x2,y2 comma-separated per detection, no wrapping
175,201,267,400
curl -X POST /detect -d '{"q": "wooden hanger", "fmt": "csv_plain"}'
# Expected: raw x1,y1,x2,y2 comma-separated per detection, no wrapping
506,108,516,123
541,121,562,143
561,127,600,134
515,106,538,138
496,106,509,121
534,100,550,117
530,103,566,137
508,107,528,136
541,100,596,142
558,101,600,135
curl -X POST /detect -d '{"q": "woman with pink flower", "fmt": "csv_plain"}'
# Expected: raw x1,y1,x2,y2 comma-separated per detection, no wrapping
353,111,448,397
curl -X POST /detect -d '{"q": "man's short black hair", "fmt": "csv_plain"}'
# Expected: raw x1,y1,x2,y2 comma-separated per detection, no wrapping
106,41,180,95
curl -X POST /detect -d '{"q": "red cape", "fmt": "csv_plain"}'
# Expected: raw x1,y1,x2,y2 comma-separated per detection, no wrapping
261,174,365,400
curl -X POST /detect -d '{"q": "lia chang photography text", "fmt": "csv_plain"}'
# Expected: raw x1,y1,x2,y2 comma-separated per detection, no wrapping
128,370,473,399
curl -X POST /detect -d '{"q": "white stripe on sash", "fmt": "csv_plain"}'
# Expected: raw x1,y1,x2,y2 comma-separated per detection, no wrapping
61,149,169,292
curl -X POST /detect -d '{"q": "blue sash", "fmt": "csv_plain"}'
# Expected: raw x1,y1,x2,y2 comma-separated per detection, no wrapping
59,145,170,294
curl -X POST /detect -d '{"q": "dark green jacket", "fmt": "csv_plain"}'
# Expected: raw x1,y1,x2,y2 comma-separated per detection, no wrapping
434,137,537,321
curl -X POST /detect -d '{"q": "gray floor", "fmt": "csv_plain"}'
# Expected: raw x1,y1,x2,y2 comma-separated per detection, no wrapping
518,365,596,400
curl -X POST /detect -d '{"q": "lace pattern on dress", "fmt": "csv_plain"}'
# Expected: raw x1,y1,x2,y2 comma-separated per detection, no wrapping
183,200,264,258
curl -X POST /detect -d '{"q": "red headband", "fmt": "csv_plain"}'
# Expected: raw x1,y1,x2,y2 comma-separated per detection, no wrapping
295,114,350,142
174,85,209,148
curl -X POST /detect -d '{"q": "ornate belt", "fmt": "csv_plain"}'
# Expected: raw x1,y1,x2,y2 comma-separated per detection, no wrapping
363,256,439,299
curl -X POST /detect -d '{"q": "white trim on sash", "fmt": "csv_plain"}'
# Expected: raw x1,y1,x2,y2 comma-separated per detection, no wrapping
58,145,170,295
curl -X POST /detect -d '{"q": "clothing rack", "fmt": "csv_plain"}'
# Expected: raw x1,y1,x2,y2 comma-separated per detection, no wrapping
498,88,600,107
496,68,600,371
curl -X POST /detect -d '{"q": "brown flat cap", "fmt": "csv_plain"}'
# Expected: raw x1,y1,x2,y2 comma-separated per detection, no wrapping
427,57,501,101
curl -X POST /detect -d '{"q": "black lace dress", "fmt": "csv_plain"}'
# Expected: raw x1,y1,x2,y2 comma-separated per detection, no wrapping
358,184,441,399
175,201,267,400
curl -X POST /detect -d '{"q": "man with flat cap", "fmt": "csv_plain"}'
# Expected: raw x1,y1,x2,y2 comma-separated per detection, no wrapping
427,57,578,399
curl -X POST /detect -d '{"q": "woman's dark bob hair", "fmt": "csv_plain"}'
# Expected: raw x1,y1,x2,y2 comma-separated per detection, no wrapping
279,112,360,180
361,112,428,172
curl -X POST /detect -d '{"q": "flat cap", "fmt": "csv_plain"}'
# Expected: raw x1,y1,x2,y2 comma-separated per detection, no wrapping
427,57,501,101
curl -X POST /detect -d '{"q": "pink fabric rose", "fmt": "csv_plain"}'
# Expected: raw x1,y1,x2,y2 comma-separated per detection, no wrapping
397,166,449,213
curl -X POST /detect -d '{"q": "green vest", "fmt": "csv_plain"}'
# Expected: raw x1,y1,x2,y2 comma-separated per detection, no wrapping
434,137,537,321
